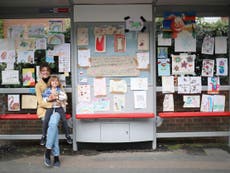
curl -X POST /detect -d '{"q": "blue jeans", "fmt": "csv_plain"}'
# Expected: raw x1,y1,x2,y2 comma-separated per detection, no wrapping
45,111,60,156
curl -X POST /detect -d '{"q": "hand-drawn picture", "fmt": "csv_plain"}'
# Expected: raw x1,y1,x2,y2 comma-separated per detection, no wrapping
136,52,149,70
216,58,228,76
47,34,65,45
109,79,127,94
158,58,170,76
93,78,107,97
163,94,174,111
22,68,36,87
213,95,225,112
162,12,196,38
157,47,168,59
162,76,175,93
201,59,214,77
8,94,20,111
77,27,89,46
95,35,106,52
137,32,149,51
202,36,214,55
28,25,45,38
113,94,125,111
172,54,195,75
208,77,220,94
215,36,227,54
17,50,34,64
49,20,63,32
93,97,110,112
78,84,91,102
200,94,213,112
183,95,200,108
134,91,147,109
114,34,126,52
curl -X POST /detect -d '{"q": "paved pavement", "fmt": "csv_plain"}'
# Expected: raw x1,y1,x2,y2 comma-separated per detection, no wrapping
1,146,230,173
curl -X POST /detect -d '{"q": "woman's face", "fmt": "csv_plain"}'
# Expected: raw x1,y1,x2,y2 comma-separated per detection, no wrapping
40,67,50,79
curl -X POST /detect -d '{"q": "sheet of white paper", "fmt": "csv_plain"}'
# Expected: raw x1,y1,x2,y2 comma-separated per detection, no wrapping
215,36,227,54
162,76,174,93
201,36,214,55
157,34,172,46
175,31,196,52
78,49,91,67
134,91,147,109
163,94,174,112
2,70,20,85
183,95,200,108
213,95,225,112
130,78,148,91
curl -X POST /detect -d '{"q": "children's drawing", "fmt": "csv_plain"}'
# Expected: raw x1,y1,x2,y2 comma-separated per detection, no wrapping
77,27,89,46
22,68,36,87
8,94,20,111
109,79,127,94
157,34,172,46
163,94,174,111
200,94,213,112
137,32,149,51
28,25,45,38
162,76,174,93
201,59,214,77
47,34,65,45
172,54,195,75
49,20,63,32
130,78,148,91
114,34,126,52
157,47,168,59
208,77,220,94
17,50,34,64
76,102,94,114
1,70,20,85
216,58,228,76
93,97,110,112
178,76,201,94
183,95,200,108
78,49,91,67
134,91,147,109
78,84,91,102
93,78,107,97
158,58,170,76
201,36,214,55
16,38,35,50
213,95,225,112
95,35,106,52
215,36,227,54
174,31,196,52
35,38,47,50
113,94,125,112
136,52,149,70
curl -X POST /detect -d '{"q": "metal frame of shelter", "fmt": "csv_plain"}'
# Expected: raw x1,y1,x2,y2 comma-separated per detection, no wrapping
0,2,230,151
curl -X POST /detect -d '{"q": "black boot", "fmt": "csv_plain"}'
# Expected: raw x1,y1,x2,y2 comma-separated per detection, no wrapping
44,149,51,167
53,156,60,167
66,135,73,144
40,135,46,146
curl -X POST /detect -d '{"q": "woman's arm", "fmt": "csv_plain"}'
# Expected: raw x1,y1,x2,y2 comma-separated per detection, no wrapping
35,82,53,109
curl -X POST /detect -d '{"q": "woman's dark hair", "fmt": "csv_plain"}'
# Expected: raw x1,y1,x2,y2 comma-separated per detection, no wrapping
39,62,51,72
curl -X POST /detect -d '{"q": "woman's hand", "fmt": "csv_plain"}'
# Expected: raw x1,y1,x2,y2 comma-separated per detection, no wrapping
48,94,58,101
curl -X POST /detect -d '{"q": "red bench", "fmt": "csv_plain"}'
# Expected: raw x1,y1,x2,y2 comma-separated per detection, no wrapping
0,114,71,120
159,112,230,118
76,113,155,119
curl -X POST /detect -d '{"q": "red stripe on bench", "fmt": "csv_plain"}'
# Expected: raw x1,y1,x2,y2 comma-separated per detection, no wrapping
76,113,154,119
0,114,71,120
159,112,230,118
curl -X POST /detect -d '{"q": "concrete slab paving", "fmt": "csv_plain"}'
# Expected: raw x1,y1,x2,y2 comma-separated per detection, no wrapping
1,147,230,173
